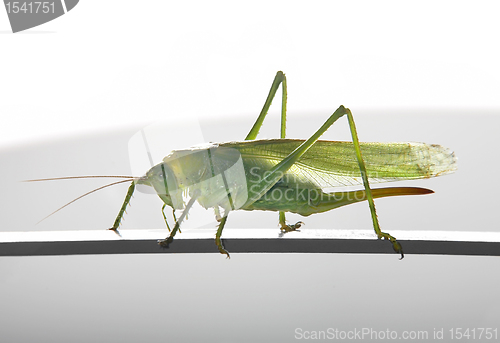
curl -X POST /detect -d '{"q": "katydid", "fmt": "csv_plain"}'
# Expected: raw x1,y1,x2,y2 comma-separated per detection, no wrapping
29,71,457,259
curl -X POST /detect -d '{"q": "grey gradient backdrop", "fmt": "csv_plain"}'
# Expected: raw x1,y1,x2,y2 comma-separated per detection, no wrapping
1,111,499,343
1,1,500,342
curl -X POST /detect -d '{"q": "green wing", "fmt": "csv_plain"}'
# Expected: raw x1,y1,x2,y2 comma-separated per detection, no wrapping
220,139,457,189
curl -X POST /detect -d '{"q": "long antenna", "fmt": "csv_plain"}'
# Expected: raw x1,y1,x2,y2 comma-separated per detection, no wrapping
36,178,134,224
24,176,137,182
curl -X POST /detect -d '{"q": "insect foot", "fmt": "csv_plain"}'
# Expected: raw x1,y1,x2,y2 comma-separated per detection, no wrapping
379,232,404,260
108,227,122,237
215,239,231,259
220,249,230,259
157,238,173,248
280,221,304,234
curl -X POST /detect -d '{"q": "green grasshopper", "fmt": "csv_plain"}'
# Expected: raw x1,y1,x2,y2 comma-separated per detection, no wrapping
32,71,457,259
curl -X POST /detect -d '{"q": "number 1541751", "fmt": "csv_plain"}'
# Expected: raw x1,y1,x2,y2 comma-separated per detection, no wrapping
5,1,55,14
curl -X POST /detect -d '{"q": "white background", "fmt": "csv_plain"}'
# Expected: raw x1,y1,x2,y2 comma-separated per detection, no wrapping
1,1,500,342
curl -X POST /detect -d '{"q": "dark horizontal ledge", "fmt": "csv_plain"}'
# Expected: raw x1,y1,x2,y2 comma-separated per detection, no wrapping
1,229,499,257
1,238,500,257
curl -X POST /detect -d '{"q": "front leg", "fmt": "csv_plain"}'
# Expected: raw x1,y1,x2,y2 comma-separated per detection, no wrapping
109,181,136,233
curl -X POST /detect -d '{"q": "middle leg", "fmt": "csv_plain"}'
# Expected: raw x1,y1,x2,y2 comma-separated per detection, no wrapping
245,71,301,232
